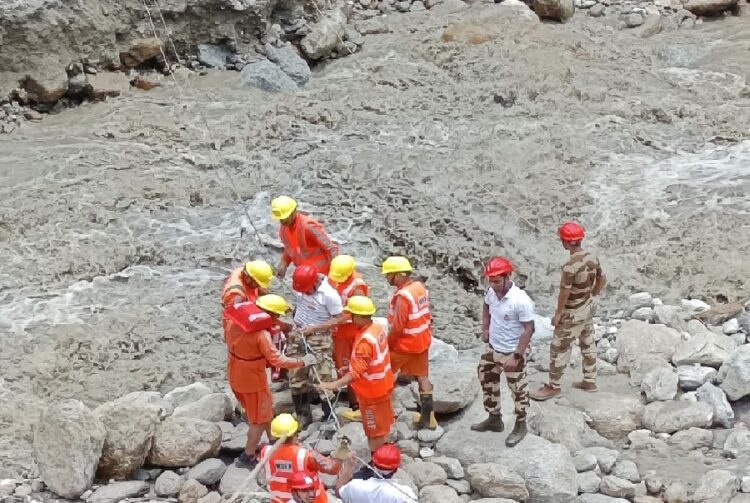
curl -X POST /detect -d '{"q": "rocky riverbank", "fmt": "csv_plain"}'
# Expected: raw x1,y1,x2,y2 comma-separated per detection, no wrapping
4,296,750,503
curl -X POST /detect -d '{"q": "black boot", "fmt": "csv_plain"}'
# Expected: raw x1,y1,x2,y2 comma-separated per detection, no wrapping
470,413,504,432
505,420,528,447
321,399,334,422
292,392,312,429
414,392,438,430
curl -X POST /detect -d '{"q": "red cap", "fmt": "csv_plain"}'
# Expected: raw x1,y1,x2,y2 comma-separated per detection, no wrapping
288,471,317,490
372,443,401,471
484,257,513,278
558,221,585,242
292,265,318,293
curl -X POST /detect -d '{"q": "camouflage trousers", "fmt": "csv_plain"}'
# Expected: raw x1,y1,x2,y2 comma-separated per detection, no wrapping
477,348,529,421
287,330,335,398
548,300,597,389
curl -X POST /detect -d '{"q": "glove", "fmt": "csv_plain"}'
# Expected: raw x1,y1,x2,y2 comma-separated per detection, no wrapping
301,353,317,367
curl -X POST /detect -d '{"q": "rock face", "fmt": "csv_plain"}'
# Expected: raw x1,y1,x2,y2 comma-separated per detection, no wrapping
94,400,161,480
240,60,299,92
642,401,713,433
615,321,682,372
692,469,737,503
466,463,529,501
428,362,479,413
147,417,222,467
672,322,736,368
88,481,150,503
526,401,613,451
718,346,750,401
172,393,232,422
533,0,575,22
301,8,347,60
641,367,679,402
696,382,734,427
33,400,107,499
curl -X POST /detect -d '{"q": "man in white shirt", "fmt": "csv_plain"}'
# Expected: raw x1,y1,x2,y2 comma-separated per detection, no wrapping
471,256,535,448
288,265,347,428
336,444,417,503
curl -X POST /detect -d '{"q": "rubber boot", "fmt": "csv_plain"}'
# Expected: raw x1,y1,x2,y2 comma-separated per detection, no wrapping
413,392,438,430
505,420,527,447
470,413,504,432
342,388,361,422
292,393,313,429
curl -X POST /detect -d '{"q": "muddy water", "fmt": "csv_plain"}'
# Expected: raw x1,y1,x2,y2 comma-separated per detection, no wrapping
1,2,750,478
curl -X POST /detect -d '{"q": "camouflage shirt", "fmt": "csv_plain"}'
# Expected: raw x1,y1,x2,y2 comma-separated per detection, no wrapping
561,251,602,309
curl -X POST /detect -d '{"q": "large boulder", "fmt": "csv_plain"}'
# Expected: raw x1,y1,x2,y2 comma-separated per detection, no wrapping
155,470,183,497
197,44,231,69
88,481,150,503
403,461,447,488
668,427,714,451
641,367,679,402
696,382,734,427
147,417,222,467
172,393,232,422
120,38,164,68
94,400,160,480
642,401,713,433
567,392,644,440
629,355,673,387
218,464,262,495
672,321,736,368
616,321,682,372
718,346,750,401
466,463,529,501
300,8,347,60
441,3,539,45
653,305,690,333
111,391,174,419
533,0,575,22
677,365,718,391
265,43,311,87
526,401,614,451
421,362,478,413
185,458,227,486
723,429,750,457
164,383,213,409
33,400,106,499
420,485,462,503
692,469,737,503
239,60,299,92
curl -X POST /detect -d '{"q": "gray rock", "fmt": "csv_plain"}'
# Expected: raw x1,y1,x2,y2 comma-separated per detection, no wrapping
403,460,447,488
411,0,428,11
667,427,713,451
197,492,222,503
696,382,734,427
426,362,479,413
527,401,614,452
197,44,231,69
446,478,471,494
616,321,682,372
418,425,445,443
578,471,602,493
589,4,606,16
578,447,619,474
466,463,529,500
94,400,160,480
629,292,654,310
155,470,183,497
33,400,106,499
677,365,718,391
394,422,414,442
429,456,464,479
692,469,737,503
741,475,750,492
632,307,654,322
239,60,299,92
723,429,750,457
719,346,750,401
419,484,462,503
88,481,150,503
218,465,262,495
147,417,222,467
600,476,636,499
396,0,411,12
665,481,688,503
681,298,710,314
644,475,662,495
723,319,740,335
625,13,644,27
579,495,630,503
682,0,738,15
642,401,713,433
172,393,232,423
673,321,737,368
301,8,348,60
627,430,669,455
221,423,248,453
630,356,673,387
179,479,208,503
397,439,420,458
570,393,644,440
113,391,174,419
612,460,640,483
573,452,598,472
641,368,678,402
640,15,662,39
185,458,226,486
265,43,311,87
653,305,690,333
164,383,213,408
344,26,364,46
429,338,459,364
533,0,576,21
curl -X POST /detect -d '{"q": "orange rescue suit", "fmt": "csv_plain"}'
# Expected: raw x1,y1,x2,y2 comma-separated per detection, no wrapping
387,280,432,353
279,213,339,274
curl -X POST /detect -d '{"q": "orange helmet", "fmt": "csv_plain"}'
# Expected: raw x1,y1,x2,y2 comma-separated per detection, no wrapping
289,471,317,490
372,443,401,471
484,257,513,278
558,221,585,242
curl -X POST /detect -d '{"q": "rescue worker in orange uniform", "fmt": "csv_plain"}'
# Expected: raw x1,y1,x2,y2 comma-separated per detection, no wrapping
272,196,339,278
287,471,326,503
260,413,341,503
224,295,317,469
327,255,369,422
319,296,395,453
381,256,436,430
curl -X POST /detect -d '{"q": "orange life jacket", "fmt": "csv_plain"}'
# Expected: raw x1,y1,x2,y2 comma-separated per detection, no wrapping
221,268,260,340
260,444,327,503
278,213,337,274
388,280,432,353
350,322,394,400
224,303,276,393
332,274,369,341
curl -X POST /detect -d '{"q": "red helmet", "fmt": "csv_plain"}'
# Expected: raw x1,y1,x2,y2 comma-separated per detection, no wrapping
288,471,317,491
558,221,585,242
292,265,318,293
484,257,513,278
372,443,401,471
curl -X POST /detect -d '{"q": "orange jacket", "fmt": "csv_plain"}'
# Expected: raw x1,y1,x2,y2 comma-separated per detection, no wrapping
279,213,339,274
260,443,339,503
349,322,394,400
331,274,368,341
221,267,260,341
387,280,431,353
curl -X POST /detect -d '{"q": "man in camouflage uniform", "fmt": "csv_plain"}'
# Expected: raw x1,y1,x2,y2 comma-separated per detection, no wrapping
471,257,535,448
530,221,607,401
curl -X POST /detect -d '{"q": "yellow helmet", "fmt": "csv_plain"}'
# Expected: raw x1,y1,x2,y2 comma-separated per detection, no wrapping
381,256,412,275
329,255,356,283
271,196,297,221
244,260,273,289
271,413,299,438
344,295,376,316
256,294,290,316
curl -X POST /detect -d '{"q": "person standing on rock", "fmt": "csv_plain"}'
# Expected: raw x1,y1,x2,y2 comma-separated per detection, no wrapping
223,295,317,469
289,265,346,427
319,296,395,453
272,195,339,278
471,257,535,447
381,256,436,430
530,221,607,401
335,444,418,502
260,413,342,503
327,255,370,422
